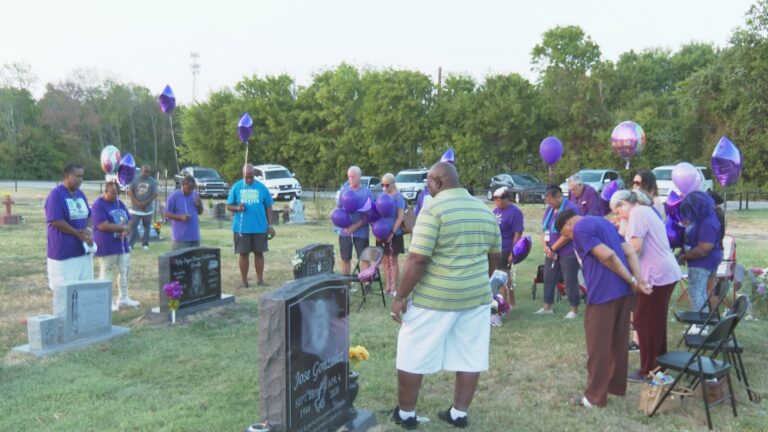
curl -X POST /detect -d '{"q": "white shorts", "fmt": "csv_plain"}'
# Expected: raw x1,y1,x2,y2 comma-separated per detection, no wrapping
396,302,491,374
47,255,94,290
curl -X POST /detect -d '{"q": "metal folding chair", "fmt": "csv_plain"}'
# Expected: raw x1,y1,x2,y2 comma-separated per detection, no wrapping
350,246,386,312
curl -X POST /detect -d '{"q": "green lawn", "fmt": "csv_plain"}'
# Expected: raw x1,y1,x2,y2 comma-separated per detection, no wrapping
1,187,767,431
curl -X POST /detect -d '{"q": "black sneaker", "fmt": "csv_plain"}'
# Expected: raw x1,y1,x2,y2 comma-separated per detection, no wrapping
392,406,419,430
628,342,640,353
438,407,468,428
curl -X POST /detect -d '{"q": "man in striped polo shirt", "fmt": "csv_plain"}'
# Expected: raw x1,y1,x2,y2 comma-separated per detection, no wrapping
390,162,501,429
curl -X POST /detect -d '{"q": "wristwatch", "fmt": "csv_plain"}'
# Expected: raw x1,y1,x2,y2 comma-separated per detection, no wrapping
628,276,637,285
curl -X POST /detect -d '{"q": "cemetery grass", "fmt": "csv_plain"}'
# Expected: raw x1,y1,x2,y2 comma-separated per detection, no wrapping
1,190,768,431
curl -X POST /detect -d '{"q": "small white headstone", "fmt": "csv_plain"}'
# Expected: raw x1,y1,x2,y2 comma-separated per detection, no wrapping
27,315,59,350
53,280,112,342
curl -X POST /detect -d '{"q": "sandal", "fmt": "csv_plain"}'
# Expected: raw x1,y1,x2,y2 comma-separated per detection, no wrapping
568,396,593,408
238,282,249,289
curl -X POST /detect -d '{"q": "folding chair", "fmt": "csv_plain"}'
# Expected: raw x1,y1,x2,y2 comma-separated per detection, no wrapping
650,315,738,430
674,280,731,347
683,295,760,403
350,246,386,312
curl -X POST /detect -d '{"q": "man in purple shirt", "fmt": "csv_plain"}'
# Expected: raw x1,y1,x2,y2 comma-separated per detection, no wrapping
568,174,602,216
337,166,373,276
555,209,651,408
45,163,94,290
492,187,524,308
536,185,582,318
165,176,204,250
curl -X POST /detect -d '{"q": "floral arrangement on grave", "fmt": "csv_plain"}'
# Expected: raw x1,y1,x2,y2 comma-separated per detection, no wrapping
349,345,370,368
164,280,183,311
749,267,768,300
291,251,305,271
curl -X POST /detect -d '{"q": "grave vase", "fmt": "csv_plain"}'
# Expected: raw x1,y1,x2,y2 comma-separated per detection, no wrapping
347,371,359,417
171,309,176,324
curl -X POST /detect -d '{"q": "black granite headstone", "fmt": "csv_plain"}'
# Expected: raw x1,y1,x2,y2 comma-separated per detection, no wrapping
259,274,352,432
158,247,221,312
293,244,335,279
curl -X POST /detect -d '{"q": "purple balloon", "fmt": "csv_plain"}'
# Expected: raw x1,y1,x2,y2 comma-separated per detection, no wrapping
611,121,646,161
440,148,455,164
512,236,532,264
367,205,381,223
665,218,685,249
375,193,395,218
711,136,742,187
331,208,352,228
238,113,254,143
672,162,701,195
341,190,360,213
666,190,683,207
117,153,136,186
601,180,620,201
158,85,176,113
539,136,563,165
358,197,372,212
372,217,395,241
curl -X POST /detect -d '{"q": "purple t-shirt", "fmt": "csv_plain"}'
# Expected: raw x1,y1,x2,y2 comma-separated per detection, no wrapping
570,185,602,216
542,199,580,256
626,206,682,286
92,197,130,256
337,186,373,238
45,185,91,260
572,216,633,305
166,190,201,242
494,204,524,252
414,186,432,216
685,213,723,271
379,191,406,235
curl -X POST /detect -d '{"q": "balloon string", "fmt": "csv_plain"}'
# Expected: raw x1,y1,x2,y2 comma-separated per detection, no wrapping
548,165,552,184
625,160,630,170
169,115,180,174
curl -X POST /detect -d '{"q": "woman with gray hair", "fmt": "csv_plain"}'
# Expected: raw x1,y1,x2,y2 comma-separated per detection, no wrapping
377,172,406,295
610,189,682,382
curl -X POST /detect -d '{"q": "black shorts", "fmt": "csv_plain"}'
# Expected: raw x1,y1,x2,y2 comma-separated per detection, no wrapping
339,236,369,261
377,234,405,255
498,250,512,270
234,233,269,254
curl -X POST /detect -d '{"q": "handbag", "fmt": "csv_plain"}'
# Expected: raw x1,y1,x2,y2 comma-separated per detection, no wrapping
638,368,693,415
402,207,417,234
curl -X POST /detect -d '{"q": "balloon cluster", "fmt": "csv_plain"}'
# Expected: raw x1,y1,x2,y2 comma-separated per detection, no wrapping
100,145,136,186
332,191,400,241
671,162,702,195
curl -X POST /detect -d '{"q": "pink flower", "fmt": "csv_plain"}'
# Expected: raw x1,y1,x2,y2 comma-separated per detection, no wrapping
750,268,765,276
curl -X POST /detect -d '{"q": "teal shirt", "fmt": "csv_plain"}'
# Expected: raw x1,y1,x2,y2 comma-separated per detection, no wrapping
227,179,273,234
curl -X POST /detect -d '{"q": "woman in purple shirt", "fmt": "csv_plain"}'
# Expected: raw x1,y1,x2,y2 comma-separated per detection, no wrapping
610,190,682,382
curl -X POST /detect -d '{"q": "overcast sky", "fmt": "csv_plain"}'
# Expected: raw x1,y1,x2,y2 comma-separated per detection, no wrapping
1,0,756,104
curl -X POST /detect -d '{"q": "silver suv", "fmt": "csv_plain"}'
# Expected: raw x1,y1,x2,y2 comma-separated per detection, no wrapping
395,168,428,203
253,164,302,201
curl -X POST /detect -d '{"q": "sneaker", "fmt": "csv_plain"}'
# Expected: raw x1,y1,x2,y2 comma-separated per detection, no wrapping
490,314,503,327
143,245,149,250
628,342,640,352
438,407,468,428
534,308,554,315
564,311,578,319
111,303,119,312
627,370,647,383
391,406,419,430
118,296,140,308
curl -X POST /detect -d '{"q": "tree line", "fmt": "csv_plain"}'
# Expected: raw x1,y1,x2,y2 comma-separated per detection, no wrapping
2,1,768,190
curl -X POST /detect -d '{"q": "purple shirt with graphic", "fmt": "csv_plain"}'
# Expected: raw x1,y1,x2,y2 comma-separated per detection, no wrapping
337,185,373,238
542,199,580,256
685,213,723,271
493,204,524,251
92,197,130,256
166,190,201,242
572,216,633,305
45,185,91,260
570,184,602,216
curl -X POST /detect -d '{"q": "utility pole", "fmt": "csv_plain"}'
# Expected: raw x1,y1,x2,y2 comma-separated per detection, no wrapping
190,52,201,102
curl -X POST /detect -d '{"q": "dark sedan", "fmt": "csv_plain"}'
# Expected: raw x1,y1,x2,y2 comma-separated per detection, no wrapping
486,173,547,203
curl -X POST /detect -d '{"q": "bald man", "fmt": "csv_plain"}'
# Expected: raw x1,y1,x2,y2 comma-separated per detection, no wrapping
390,162,502,429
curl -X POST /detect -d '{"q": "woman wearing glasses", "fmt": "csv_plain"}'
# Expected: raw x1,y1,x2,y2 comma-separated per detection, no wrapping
632,170,665,217
377,173,406,295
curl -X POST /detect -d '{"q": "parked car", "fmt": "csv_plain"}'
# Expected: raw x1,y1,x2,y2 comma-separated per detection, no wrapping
652,165,714,201
253,164,302,201
559,169,625,195
395,168,428,203
174,166,228,198
335,176,383,201
486,173,547,203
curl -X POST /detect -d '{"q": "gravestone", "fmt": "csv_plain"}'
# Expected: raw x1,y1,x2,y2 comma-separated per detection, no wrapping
148,247,234,322
258,274,375,432
12,280,130,358
135,223,161,241
293,244,335,279
289,198,305,223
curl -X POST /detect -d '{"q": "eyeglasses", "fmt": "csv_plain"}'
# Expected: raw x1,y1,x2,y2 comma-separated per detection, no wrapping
633,180,642,186
381,183,390,187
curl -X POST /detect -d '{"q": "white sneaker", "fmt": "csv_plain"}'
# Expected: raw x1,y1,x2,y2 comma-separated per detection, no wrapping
111,303,119,312
564,311,578,319
143,245,149,250
118,296,141,308
534,308,554,315
490,314,503,327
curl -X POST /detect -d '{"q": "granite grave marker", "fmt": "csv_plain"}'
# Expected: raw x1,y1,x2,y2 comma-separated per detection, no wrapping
293,244,334,280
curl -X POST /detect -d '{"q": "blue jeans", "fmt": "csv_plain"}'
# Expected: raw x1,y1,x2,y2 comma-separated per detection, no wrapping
543,253,580,307
687,266,714,312
129,213,153,248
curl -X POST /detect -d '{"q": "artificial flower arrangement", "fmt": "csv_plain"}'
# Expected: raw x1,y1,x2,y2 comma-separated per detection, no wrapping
153,221,162,236
349,345,370,368
749,267,768,300
163,280,183,323
291,251,305,271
